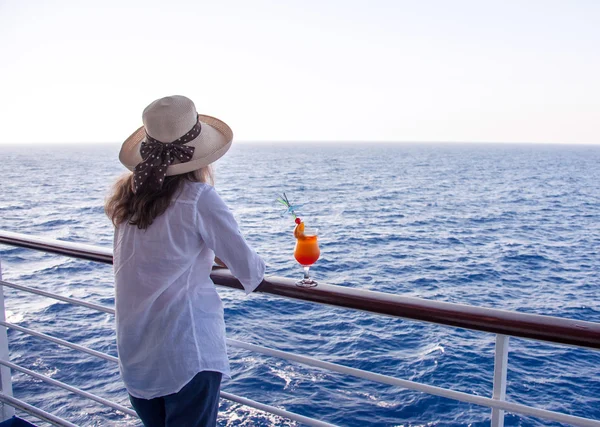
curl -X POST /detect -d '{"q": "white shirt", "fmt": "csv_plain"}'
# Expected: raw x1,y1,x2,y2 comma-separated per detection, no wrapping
113,181,265,399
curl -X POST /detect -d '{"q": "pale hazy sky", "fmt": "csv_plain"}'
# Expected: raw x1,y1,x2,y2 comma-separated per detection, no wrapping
0,0,599,144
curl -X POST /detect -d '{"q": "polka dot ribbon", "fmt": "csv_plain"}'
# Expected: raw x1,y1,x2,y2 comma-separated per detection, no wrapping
133,119,201,193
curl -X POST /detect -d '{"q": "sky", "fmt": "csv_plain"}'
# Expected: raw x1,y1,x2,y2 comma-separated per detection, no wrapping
0,0,599,145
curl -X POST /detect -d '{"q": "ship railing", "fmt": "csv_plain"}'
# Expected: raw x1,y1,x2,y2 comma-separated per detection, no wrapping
0,230,599,427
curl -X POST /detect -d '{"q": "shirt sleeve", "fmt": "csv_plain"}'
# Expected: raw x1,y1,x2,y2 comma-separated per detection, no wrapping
196,185,266,294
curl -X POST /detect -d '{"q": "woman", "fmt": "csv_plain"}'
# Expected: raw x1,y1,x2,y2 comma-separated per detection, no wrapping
105,95,265,427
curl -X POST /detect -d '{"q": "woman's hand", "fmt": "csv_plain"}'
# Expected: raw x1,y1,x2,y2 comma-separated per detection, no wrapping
214,256,228,268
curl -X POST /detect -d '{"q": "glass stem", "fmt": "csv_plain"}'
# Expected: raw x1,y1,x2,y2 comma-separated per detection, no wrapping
303,266,310,280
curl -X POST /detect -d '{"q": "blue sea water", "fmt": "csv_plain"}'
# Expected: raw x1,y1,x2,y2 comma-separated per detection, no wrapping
0,142,599,427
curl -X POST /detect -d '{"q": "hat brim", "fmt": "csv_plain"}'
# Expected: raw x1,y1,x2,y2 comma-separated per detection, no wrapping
119,114,233,176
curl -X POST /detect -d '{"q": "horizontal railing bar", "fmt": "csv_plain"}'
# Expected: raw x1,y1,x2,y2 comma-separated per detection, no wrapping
220,390,338,427
2,230,599,349
228,339,600,427
0,280,114,314
0,230,113,264
0,392,79,427
2,323,336,427
0,359,137,417
1,321,118,363
7,315,598,427
215,268,600,350
9,317,597,427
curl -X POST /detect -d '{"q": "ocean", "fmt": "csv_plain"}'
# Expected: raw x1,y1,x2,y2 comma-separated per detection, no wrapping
0,142,599,427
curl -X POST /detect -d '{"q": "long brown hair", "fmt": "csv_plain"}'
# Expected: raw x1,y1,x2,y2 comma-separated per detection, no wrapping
105,167,213,230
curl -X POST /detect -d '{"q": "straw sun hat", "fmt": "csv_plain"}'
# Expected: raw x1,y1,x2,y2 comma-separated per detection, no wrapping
119,95,233,191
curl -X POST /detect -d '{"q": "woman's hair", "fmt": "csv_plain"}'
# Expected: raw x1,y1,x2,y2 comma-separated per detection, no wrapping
105,167,213,230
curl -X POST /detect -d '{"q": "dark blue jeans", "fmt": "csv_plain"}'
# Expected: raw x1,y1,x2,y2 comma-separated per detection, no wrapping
129,371,222,427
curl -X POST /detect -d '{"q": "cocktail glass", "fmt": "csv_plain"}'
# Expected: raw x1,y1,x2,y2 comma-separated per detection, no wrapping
294,227,320,287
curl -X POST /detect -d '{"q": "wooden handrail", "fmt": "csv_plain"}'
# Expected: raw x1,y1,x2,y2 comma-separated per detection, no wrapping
2,230,599,350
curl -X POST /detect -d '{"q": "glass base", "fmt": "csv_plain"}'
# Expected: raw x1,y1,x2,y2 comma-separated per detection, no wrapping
295,278,318,288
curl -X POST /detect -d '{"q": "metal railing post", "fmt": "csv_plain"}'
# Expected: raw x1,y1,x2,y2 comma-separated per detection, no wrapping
0,259,15,420
491,334,510,427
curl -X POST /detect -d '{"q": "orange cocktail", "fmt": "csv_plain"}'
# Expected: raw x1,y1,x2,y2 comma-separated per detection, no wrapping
294,233,320,266
293,223,320,287
277,193,321,287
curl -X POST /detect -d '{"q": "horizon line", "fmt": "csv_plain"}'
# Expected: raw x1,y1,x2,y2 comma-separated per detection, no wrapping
0,140,599,146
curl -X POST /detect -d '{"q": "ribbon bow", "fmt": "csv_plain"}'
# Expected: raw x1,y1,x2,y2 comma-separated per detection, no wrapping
133,120,201,192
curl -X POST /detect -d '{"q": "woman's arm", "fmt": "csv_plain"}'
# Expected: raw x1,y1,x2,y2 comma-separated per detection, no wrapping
197,185,266,294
